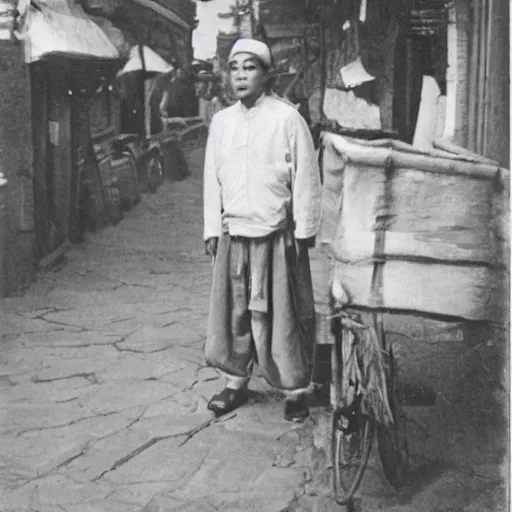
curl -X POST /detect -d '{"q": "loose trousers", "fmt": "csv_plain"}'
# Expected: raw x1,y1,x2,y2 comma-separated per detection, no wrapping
204,230,316,392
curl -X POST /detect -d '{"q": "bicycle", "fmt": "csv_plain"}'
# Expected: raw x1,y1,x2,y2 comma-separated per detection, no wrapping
330,307,409,506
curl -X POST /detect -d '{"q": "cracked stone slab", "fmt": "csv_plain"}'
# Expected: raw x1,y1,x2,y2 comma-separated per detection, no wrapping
63,425,159,483
5,375,97,404
37,303,143,331
97,353,187,382
1,346,120,389
78,380,181,415
0,411,142,482
0,312,73,336
134,412,214,440
209,491,298,512
12,330,126,349
158,365,203,390
0,402,98,435
115,326,184,353
58,500,141,512
142,396,201,418
1,474,112,510
175,430,297,500
102,436,209,486
142,495,230,512
152,310,208,330
105,483,178,509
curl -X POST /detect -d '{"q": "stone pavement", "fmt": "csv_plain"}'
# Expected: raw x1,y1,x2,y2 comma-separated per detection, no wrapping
0,148,508,512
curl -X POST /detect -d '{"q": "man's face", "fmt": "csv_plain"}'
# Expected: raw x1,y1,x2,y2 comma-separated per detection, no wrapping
229,53,267,104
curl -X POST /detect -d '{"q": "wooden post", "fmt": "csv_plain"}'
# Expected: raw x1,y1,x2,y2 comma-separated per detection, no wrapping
467,0,480,152
318,5,327,122
482,0,493,155
137,44,148,139
476,0,488,155
0,172,6,297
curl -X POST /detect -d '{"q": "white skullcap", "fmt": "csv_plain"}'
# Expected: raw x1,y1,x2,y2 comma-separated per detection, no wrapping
228,39,272,68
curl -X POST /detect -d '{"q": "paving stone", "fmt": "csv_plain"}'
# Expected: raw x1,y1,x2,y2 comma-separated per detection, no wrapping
140,496,189,512
135,412,214,439
0,402,93,434
177,430,289,499
0,312,65,336
2,474,112,510
0,346,61,380
116,326,182,353
158,366,201,390
253,466,308,494
63,425,156,482
78,380,180,415
101,483,174,509
0,410,139,481
64,500,141,512
143,391,202,416
208,491,296,512
98,354,187,382
104,436,208,486
5,375,97,404
15,330,124,349
151,496,218,512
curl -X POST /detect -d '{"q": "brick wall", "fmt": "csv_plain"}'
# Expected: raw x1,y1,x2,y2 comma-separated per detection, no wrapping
0,40,35,296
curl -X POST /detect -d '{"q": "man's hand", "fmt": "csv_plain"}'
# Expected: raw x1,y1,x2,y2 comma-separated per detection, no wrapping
296,236,315,260
205,237,219,258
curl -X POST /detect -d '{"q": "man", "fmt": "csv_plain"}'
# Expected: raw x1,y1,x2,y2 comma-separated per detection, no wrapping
203,39,321,422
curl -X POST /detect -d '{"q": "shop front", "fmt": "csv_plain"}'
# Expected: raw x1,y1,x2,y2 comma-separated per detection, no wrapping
19,0,123,259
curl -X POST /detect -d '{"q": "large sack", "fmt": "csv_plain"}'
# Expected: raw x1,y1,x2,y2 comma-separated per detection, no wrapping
320,132,508,322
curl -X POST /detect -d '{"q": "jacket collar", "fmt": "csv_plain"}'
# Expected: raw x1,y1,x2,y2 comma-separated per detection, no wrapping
237,93,267,119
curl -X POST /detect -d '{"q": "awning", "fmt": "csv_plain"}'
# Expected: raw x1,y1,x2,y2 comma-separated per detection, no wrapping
117,45,174,76
18,0,119,63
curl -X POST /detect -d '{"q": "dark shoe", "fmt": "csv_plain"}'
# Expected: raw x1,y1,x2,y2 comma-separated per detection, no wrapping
284,395,310,423
207,388,249,417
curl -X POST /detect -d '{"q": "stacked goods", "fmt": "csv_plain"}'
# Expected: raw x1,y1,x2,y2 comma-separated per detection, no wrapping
95,154,123,225
320,132,508,323
109,151,140,210
92,127,123,224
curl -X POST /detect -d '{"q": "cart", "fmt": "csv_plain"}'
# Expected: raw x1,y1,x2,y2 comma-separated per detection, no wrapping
314,130,508,506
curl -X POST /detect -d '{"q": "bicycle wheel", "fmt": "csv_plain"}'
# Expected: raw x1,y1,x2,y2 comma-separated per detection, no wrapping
377,342,409,487
332,401,375,504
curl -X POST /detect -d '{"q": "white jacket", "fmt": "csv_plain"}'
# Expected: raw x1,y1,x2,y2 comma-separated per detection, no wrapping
203,94,321,240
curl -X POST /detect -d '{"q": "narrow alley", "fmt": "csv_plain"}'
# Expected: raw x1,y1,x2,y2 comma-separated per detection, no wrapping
0,149,506,512
0,148,324,512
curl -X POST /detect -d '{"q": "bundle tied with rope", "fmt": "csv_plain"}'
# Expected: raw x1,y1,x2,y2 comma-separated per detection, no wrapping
341,315,394,427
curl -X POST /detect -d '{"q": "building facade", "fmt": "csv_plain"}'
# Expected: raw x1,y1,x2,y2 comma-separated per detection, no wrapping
0,0,197,297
